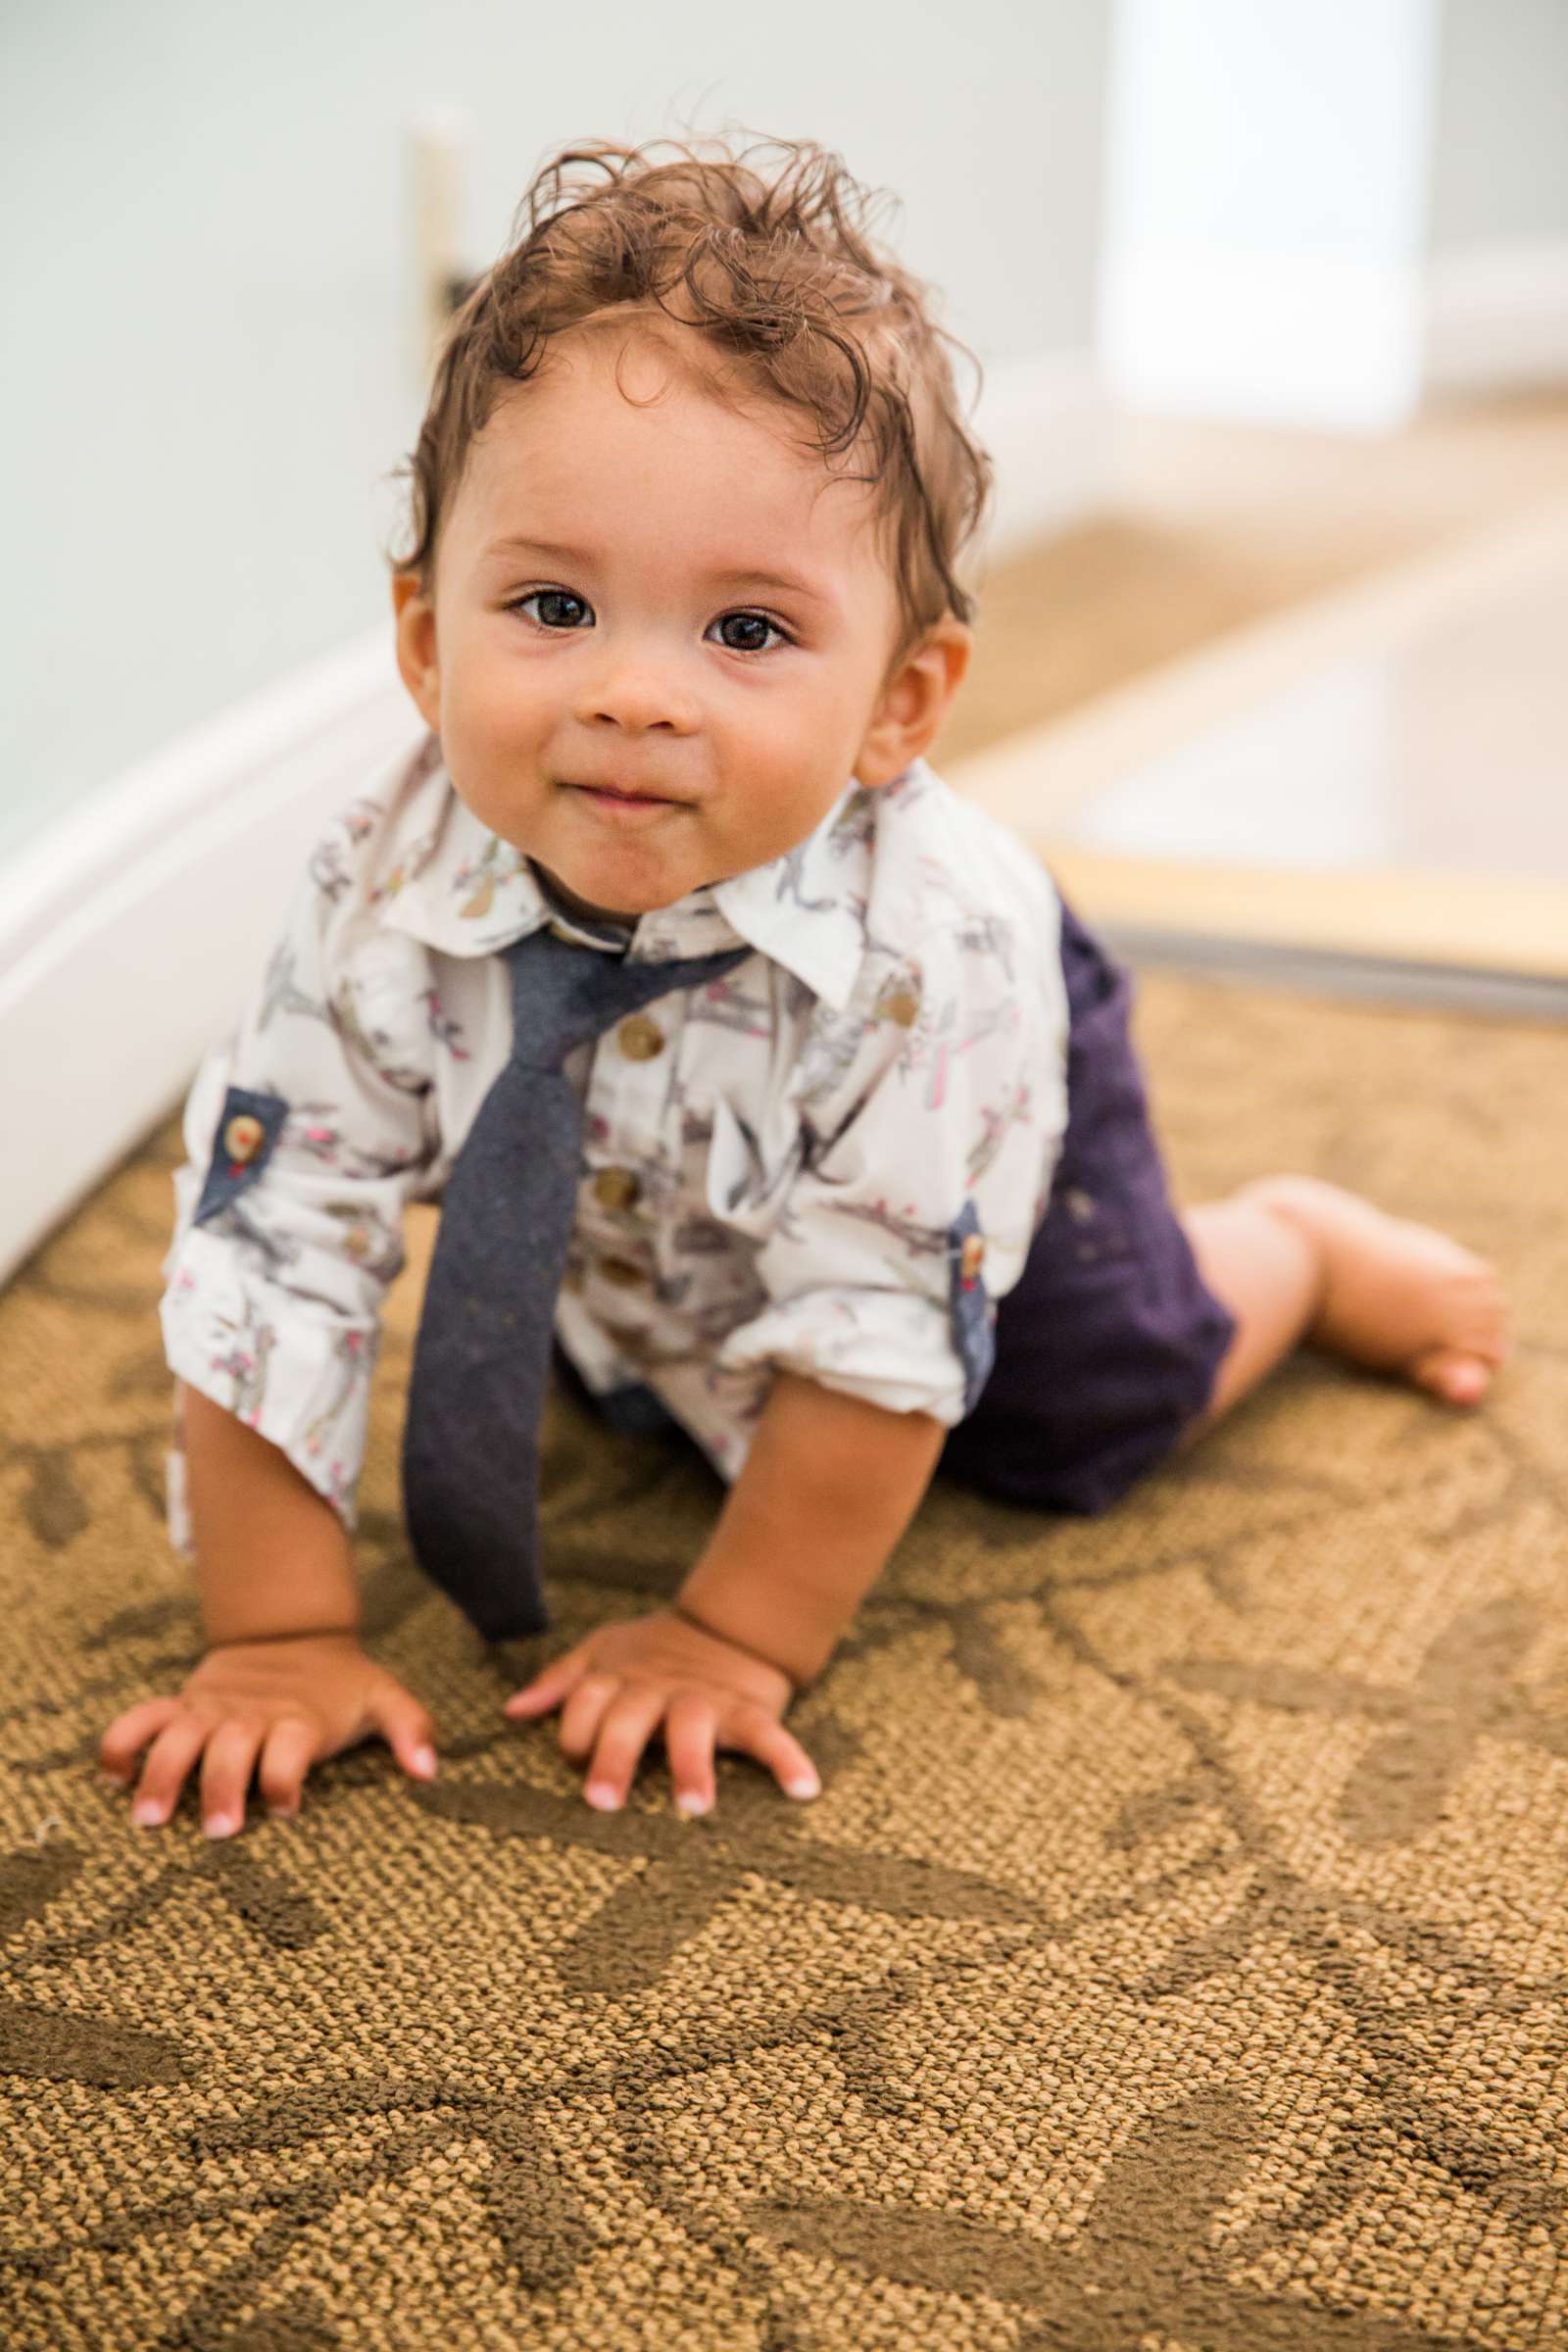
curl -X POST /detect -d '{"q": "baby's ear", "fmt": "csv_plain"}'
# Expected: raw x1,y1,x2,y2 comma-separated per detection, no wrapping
392,570,441,730
855,619,971,789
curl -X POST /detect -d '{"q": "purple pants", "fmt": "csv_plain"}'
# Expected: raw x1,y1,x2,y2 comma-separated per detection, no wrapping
938,899,1234,1513
559,899,1235,1517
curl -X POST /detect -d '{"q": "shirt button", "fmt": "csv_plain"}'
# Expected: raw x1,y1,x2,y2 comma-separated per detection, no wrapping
599,1254,647,1287
617,1014,664,1061
223,1113,265,1163
593,1167,642,1212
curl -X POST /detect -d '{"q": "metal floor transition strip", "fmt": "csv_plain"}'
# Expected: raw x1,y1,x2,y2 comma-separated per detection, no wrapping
1106,925,1568,1022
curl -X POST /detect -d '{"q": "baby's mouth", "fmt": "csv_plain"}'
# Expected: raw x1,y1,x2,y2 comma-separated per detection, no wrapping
566,780,690,816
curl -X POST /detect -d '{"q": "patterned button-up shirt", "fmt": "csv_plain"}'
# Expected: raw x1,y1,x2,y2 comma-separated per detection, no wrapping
161,737,1069,1538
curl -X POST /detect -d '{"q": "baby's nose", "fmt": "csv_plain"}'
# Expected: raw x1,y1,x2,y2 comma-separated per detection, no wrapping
580,651,699,734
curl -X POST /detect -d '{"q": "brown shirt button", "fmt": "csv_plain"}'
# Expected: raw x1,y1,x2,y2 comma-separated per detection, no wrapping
593,1167,642,1213
223,1113,266,1164
617,1014,665,1061
599,1254,647,1287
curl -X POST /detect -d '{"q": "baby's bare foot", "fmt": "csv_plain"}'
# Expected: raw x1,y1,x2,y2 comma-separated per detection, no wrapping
1243,1176,1509,1406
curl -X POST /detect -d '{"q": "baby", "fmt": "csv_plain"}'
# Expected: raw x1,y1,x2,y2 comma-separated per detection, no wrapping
100,137,1507,1838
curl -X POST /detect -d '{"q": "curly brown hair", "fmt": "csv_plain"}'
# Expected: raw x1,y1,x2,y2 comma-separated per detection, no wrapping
395,136,993,648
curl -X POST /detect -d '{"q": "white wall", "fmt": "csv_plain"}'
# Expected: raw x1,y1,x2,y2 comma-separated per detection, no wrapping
1,0,1112,863
1099,0,1568,428
1099,0,1439,429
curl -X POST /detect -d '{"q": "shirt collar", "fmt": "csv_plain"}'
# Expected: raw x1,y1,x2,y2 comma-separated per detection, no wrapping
374,748,880,1013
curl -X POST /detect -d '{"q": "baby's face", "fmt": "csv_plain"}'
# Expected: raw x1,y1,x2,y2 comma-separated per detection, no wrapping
395,325,945,920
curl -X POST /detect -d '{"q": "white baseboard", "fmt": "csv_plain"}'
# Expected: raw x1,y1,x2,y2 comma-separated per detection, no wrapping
0,345,1106,1287
1,638,423,1285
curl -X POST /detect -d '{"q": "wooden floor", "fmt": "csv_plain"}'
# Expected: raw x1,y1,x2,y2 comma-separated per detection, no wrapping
935,392,1568,989
938,389,1568,768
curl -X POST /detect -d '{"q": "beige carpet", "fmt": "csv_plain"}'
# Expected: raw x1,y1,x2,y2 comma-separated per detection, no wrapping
5,974,1568,2350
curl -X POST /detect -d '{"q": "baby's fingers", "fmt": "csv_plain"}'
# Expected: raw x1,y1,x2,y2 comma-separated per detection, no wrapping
554,1671,621,1766
126,1715,213,1828
663,1693,720,1818
99,1696,181,1787
582,1686,670,1813
724,1705,821,1804
503,1650,591,1723
199,1719,267,1841
258,1718,320,1821
365,1683,440,1786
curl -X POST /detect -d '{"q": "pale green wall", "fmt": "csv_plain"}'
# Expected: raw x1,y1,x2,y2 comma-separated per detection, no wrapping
1429,0,1568,250
1,0,1111,858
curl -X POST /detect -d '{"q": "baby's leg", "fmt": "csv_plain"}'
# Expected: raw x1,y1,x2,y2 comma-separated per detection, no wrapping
1183,1175,1509,1439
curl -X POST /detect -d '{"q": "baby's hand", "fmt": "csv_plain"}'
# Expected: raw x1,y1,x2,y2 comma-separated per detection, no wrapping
503,1609,820,1818
98,1633,439,1838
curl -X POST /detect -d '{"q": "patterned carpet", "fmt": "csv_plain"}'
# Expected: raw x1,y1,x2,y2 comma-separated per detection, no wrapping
4,972,1568,2350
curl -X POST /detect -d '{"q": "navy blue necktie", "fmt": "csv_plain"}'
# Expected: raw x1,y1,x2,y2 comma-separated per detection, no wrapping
402,923,750,1640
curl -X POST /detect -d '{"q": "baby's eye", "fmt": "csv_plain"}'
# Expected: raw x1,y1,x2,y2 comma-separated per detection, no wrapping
709,610,787,654
514,589,594,630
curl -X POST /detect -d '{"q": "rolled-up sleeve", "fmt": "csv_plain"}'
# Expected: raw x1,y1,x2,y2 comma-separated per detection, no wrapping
160,855,442,1540
716,914,1068,1425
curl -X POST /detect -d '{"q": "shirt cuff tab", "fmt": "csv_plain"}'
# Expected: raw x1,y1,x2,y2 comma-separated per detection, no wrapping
948,1200,996,1413
193,1087,290,1227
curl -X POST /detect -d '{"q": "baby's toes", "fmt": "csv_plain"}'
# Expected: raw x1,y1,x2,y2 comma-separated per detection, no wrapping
1408,1345,1494,1407
1444,1259,1511,1366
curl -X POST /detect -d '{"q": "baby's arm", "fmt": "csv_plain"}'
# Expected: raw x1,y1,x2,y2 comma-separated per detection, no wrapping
181,1381,361,1642
678,1371,946,1687
101,780,456,1837
99,1386,440,1836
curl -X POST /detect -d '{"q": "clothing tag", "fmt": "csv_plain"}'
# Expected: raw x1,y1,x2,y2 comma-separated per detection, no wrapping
193,1086,290,1227
947,1199,996,1413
